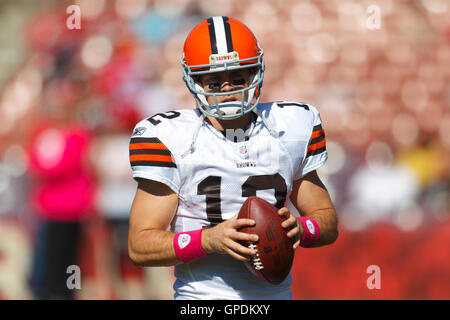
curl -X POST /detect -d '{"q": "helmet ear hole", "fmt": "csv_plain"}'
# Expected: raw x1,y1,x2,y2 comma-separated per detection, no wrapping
193,75,201,84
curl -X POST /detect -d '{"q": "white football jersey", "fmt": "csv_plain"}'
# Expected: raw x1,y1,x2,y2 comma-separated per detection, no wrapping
129,101,328,300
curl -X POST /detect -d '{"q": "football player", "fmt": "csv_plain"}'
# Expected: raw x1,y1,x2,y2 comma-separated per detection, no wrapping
128,16,338,299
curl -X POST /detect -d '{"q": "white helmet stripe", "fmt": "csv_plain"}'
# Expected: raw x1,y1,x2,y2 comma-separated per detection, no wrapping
212,16,229,54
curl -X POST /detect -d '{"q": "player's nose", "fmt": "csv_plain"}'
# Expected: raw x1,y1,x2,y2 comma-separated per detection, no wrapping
220,81,234,92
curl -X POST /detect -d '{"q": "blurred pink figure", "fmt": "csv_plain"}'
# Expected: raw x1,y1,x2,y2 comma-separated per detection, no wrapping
28,124,95,299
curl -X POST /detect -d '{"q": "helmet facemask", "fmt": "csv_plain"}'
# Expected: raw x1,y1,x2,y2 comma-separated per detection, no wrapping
182,48,265,120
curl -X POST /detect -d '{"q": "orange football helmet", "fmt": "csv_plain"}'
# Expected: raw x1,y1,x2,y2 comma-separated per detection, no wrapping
182,16,265,119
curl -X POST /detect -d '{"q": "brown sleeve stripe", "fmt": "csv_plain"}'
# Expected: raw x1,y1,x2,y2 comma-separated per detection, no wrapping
309,131,325,146
308,123,325,145
306,146,326,158
130,161,177,168
307,139,326,152
310,129,325,141
129,149,172,156
306,124,326,158
306,140,326,158
130,137,162,143
130,156,177,168
129,137,176,168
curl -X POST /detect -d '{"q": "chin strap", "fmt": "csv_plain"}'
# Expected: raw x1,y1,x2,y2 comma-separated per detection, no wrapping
181,113,206,158
252,107,280,138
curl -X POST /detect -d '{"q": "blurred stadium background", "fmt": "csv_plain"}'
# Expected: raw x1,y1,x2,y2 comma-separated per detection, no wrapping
0,0,449,300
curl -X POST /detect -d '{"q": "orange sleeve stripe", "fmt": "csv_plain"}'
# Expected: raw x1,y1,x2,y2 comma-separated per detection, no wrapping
129,143,169,151
129,154,174,163
310,129,325,140
307,139,326,153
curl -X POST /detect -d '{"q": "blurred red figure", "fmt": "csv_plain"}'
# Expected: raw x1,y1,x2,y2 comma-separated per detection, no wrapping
28,123,94,299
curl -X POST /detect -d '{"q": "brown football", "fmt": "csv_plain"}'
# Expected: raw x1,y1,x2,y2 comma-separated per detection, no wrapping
238,196,294,285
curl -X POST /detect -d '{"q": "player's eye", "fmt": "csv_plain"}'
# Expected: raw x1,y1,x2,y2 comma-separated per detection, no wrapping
208,82,221,90
206,76,246,90
231,78,246,86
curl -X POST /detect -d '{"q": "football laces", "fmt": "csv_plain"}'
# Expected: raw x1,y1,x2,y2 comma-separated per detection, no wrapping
248,242,264,270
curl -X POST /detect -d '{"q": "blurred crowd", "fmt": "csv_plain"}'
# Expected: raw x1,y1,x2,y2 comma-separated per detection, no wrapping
0,0,448,299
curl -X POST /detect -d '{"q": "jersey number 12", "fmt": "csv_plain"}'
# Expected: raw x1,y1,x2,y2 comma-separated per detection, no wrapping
197,173,287,225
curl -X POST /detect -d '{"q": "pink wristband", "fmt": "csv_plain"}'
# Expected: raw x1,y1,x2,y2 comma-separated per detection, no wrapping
173,229,208,263
297,217,320,248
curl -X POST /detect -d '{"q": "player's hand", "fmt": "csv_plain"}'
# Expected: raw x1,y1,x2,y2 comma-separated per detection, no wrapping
278,207,302,249
202,214,259,261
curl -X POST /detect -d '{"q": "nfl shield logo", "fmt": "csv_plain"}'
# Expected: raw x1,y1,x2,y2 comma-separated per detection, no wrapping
239,145,249,159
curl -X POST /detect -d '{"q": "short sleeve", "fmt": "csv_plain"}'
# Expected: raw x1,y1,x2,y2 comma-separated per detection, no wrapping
129,120,181,194
293,107,328,180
